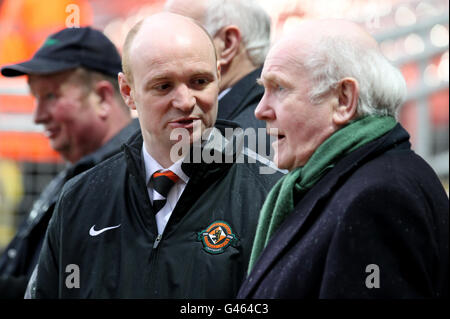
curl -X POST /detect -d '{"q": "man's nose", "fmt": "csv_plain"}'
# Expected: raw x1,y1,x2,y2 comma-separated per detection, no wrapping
254,94,275,120
172,84,195,112
33,100,50,124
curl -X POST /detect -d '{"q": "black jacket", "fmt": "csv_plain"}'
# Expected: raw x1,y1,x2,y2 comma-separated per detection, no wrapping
0,119,140,298
33,123,283,298
218,68,265,130
218,68,272,158
237,124,449,298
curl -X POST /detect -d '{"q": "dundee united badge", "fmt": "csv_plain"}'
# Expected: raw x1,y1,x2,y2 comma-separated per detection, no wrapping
197,221,238,254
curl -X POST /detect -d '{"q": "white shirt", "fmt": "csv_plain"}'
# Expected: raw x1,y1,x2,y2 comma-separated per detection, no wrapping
142,144,189,235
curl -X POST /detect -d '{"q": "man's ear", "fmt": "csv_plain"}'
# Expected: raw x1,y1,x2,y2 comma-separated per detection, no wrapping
332,77,359,125
92,81,114,119
215,25,242,67
118,72,136,110
216,62,221,82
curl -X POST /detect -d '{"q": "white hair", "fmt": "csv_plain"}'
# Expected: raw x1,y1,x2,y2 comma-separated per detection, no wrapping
304,37,407,118
204,0,271,66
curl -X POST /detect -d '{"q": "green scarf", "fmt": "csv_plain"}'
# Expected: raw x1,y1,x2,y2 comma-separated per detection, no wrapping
248,115,397,273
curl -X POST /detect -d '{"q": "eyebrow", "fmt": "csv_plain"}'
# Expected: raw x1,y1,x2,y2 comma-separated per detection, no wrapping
143,70,217,89
148,75,170,83
257,73,279,87
261,71,292,89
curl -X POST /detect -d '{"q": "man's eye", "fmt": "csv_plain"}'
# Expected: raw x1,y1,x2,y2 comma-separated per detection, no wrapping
192,78,209,87
155,83,171,91
44,93,56,100
265,84,284,93
276,84,285,92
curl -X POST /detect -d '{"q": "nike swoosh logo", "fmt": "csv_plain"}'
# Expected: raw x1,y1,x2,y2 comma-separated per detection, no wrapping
89,224,121,236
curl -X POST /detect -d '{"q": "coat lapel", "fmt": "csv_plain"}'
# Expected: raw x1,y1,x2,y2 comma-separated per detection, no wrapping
240,124,410,297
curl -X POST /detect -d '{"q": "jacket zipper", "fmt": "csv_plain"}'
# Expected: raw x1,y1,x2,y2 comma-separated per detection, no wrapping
153,234,162,249
148,233,163,297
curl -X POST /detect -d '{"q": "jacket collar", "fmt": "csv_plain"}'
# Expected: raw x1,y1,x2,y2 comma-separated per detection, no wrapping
122,119,243,181
217,67,263,120
69,118,140,178
240,123,411,297
122,120,244,233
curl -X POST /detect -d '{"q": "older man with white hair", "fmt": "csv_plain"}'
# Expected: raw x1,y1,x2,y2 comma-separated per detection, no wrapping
238,19,449,299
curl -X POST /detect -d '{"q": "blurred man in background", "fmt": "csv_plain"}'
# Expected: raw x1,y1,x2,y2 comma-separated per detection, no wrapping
0,26,138,298
165,0,273,157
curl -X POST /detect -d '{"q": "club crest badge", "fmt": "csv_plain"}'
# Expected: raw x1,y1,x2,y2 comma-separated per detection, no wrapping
197,221,238,254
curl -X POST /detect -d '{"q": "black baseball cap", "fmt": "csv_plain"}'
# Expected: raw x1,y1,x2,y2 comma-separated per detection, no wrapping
1,27,122,77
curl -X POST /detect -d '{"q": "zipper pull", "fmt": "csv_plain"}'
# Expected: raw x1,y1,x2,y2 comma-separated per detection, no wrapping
153,234,162,249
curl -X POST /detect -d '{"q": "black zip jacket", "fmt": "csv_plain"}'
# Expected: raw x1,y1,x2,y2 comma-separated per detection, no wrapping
32,123,284,298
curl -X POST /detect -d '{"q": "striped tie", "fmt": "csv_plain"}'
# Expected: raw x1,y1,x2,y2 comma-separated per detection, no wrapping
150,170,180,214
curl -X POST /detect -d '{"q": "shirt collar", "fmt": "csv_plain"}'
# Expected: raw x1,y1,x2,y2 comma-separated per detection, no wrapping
142,143,189,185
218,87,232,101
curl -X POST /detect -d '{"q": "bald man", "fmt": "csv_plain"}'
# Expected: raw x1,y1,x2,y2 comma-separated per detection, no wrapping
165,0,272,158
238,19,449,298
30,13,283,298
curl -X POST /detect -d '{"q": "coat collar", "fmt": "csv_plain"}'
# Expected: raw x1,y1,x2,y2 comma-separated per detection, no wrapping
122,119,243,181
217,67,263,120
239,123,411,297
69,118,140,177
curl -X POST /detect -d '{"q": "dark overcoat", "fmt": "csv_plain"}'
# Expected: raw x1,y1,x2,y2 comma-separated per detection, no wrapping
218,67,273,158
238,124,449,298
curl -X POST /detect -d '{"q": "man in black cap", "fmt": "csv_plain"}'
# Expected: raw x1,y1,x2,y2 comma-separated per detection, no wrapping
0,26,139,298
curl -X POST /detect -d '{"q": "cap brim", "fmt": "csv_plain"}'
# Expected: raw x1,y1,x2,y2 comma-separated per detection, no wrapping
1,57,79,77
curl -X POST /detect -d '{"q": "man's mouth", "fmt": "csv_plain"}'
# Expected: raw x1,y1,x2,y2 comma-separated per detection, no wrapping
275,135,286,148
44,126,60,139
267,128,285,141
168,117,200,129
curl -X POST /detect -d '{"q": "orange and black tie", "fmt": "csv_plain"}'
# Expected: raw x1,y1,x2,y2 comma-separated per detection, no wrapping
150,170,180,214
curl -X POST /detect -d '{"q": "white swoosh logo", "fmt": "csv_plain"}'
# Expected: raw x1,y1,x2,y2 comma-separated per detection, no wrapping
89,224,121,236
